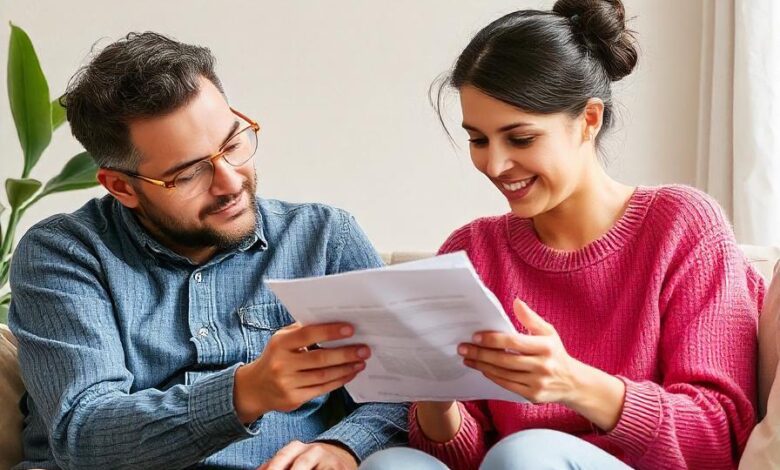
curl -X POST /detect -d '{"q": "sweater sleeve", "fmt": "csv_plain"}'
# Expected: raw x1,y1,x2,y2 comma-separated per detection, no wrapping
408,401,494,470
436,223,472,257
605,226,763,469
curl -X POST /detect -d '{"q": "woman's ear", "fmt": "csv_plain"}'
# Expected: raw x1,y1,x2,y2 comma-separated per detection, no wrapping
97,168,141,209
581,98,605,143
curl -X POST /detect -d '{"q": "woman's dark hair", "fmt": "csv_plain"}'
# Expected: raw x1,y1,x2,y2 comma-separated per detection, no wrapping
435,0,638,145
63,32,224,170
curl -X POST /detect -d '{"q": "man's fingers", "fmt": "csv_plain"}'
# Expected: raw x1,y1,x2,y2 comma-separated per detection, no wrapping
300,371,360,398
296,345,371,370
277,323,355,350
279,321,302,331
263,440,307,470
296,361,366,388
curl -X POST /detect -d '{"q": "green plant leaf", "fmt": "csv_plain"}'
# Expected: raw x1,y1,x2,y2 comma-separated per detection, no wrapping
0,263,8,293
0,294,9,324
52,95,66,130
39,152,99,197
5,178,42,209
0,201,4,248
8,23,52,177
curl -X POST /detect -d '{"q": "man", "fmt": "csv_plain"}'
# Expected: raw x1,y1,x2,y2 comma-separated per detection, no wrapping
8,32,407,469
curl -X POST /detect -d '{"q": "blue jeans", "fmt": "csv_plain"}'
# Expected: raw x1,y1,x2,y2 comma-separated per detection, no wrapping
360,429,632,469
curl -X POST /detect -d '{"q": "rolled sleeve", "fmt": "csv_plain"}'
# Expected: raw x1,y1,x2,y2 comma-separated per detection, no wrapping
189,364,262,439
315,401,409,461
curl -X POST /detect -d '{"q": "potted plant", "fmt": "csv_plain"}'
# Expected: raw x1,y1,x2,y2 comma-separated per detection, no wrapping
0,23,100,323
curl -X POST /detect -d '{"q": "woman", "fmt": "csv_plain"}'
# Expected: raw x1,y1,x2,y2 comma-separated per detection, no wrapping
361,0,763,469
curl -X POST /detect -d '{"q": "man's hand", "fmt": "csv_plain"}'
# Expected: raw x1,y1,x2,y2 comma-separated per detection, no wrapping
234,322,370,423
258,441,358,470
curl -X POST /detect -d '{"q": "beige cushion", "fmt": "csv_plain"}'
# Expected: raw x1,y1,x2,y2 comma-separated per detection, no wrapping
741,244,780,281
0,324,24,469
380,252,434,265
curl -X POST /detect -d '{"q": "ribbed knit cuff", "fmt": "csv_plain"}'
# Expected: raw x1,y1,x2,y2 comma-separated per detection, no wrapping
188,364,260,442
408,402,486,470
316,422,381,462
606,377,663,459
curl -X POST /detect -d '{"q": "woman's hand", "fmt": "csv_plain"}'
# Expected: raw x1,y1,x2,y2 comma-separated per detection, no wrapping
458,299,626,431
458,299,577,404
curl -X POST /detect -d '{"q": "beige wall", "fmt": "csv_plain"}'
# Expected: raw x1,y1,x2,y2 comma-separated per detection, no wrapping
0,0,704,253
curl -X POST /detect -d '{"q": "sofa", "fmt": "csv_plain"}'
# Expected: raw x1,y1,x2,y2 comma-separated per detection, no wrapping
1,246,778,468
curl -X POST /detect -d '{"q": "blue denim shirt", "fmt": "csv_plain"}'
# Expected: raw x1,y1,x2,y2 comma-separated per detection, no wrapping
8,195,408,469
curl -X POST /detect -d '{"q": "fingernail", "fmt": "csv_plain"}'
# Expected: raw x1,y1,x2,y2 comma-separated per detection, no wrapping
473,334,482,344
354,362,365,371
357,347,370,358
340,326,353,336
458,345,468,355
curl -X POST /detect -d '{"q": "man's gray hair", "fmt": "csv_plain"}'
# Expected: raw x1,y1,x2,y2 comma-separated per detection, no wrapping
64,32,224,170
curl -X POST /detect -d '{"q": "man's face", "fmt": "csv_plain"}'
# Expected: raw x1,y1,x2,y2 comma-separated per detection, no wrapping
127,77,258,252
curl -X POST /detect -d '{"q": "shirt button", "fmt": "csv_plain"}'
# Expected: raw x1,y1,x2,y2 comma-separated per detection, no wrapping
194,272,202,282
198,327,209,337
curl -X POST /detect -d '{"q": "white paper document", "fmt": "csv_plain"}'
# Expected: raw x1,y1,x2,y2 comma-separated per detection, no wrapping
265,252,526,403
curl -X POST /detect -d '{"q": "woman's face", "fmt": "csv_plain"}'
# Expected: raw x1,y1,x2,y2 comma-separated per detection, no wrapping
459,85,595,218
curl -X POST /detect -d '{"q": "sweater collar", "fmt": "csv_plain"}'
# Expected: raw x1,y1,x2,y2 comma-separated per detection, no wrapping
505,186,656,272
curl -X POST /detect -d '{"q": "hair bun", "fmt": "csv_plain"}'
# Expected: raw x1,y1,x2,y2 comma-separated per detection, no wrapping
553,0,638,81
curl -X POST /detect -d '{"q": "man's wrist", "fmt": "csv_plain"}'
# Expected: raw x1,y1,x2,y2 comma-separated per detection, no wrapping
233,363,267,424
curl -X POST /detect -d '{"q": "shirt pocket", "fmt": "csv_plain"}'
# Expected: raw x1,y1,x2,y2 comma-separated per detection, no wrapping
238,302,295,362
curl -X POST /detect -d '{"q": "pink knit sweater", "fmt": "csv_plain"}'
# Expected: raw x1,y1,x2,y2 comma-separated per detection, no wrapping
408,186,764,469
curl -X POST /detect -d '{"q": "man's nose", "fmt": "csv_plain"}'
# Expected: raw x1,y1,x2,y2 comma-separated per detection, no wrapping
209,157,244,196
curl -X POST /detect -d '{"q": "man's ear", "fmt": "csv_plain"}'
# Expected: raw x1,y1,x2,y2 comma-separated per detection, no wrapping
581,98,605,144
97,168,140,209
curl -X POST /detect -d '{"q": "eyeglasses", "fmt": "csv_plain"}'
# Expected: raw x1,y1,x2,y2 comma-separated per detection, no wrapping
113,108,260,199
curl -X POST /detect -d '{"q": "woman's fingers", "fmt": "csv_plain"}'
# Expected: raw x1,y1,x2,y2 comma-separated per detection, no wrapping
467,331,552,355
459,343,543,372
463,358,533,385
512,298,556,336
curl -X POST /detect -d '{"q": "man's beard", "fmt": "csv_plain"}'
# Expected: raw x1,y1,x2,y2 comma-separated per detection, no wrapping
135,177,258,252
